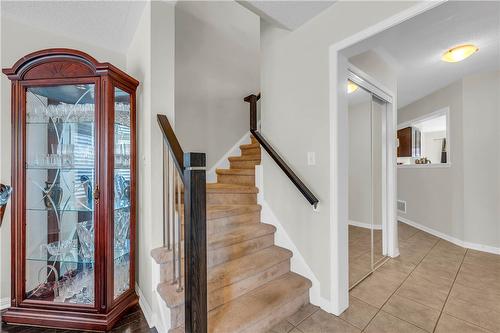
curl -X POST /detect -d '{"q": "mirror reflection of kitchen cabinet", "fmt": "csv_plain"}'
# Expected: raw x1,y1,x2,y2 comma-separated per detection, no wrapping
397,126,421,157
2,49,139,331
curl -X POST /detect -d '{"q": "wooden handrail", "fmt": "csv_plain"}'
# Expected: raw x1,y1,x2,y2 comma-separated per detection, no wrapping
157,114,207,333
157,114,185,176
244,94,319,208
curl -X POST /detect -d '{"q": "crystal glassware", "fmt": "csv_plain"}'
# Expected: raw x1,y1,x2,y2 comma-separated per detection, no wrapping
77,221,94,261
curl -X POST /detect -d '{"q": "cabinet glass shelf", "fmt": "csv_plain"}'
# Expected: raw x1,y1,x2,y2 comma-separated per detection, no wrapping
26,120,131,128
26,166,130,171
26,243,130,265
26,205,130,213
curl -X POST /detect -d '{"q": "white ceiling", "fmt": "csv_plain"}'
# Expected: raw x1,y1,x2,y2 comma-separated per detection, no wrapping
342,1,500,108
239,1,335,30
2,1,146,54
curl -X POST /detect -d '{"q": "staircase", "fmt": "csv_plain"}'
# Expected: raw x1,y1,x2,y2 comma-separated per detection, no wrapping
151,136,312,333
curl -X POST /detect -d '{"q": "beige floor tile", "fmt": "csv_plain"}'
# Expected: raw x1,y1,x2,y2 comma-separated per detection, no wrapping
289,329,302,333
466,250,500,267
377,258,415,277
398,222,421,241
269,319,295,333
444,295,500,332
435,314,490,333
410,268,455,291
412,259,460,281
455,262,500,292
382,295,440,332
339,296,378,330
296,309,360,333
350,271,402,308
450,282,500,313
286,303,319,326
396,274,450,310
364,311,427,333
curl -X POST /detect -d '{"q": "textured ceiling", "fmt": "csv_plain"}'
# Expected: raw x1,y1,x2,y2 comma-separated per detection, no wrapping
239,1,335,30
2,1,147,53
343,1,500,107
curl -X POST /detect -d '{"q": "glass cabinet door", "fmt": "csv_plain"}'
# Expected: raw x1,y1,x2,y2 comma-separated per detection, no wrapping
113,87,131,300
25,83,96,305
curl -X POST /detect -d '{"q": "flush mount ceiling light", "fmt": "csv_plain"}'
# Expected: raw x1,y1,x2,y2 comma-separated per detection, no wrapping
442,44,479,63
347,80,358,94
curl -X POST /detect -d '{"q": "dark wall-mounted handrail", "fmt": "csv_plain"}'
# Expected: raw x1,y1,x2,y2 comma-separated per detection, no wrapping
244,94,319,208
157,114,185,177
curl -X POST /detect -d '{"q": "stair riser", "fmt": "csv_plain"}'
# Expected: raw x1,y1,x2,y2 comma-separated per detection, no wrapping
230,161,260,169
160,259,185,284
208,193,257,205
209,234,274,267
170,303,185,329
240,292,309,333
209,211,261,234
241,147,261,156
208,259,290,311
217,174,255,186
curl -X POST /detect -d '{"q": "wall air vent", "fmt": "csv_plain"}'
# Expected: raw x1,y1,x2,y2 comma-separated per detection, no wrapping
397,200,407,213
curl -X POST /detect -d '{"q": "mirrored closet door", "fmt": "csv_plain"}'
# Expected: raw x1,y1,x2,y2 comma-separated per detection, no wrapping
347,73,390,288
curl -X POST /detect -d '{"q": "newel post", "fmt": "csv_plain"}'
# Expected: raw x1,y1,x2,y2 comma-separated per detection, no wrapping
244,94,259,131
183,152,208,333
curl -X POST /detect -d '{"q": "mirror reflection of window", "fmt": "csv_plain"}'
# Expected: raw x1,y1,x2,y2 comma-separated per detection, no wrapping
397,109,448,166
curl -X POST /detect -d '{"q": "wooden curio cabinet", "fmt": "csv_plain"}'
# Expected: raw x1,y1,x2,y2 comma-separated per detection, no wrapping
2,49,139,331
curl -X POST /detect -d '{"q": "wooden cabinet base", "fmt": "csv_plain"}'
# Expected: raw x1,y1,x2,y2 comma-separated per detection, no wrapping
2,293,138,331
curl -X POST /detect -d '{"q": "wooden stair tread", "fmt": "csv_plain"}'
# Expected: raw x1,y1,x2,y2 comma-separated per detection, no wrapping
209,223,275,249
216,168,254,176
207,204,261,219
207,183,258,193
228,155,261,162
180,204,261,219
152,223,274,265
208,272,311,332
240,143,260,150
157,246,291,308
208,246,292,291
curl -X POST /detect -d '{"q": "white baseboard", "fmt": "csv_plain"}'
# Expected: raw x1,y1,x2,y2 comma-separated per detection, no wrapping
398,216,500,255
136,283,154,328
255,165,331,311
206,132,251,183
349,220,382,230
1,297,10,310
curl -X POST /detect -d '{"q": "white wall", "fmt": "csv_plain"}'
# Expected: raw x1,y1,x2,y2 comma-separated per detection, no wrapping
462,71,500,249
398,80,464,241
398,71,500,250
175,1,260,170
260,1,417,309
125,2,176,325
0,15,126,304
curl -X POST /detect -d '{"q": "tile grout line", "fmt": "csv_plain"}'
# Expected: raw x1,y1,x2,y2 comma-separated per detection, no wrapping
430,248,481,333
360,234,442,332
286,305,320,330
